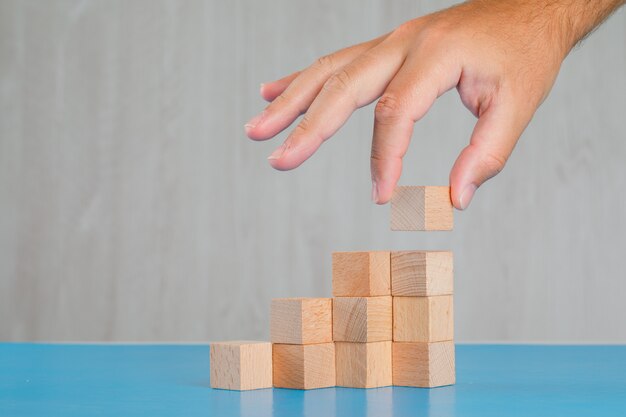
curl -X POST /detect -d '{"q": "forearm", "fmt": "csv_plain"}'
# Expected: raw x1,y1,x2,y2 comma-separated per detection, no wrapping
444,0,624,69
550,0,625,52
502,0,625,54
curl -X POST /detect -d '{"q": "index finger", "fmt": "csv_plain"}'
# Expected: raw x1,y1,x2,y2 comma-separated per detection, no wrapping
267,37,408,171
245,35,388,142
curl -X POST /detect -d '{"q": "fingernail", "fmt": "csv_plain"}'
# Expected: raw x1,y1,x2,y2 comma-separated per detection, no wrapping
459,184,477,210
245,111,265,131
371,181,379,203
267,143,287,160
259,83,265,95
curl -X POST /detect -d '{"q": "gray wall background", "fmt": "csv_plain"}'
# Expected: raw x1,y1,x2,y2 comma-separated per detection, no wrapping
0,0,624,343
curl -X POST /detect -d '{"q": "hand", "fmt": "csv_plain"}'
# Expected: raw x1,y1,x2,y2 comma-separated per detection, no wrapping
245,0,623,209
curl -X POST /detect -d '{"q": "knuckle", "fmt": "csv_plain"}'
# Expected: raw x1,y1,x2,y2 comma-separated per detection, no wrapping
293,114,324,144
370,146,388,162
295,114,313,134
269,92,306,116
390,20,417,39
479,150,507,177
272,93,288,105
371,139,406,162
323,69,352,94
313,54,336,73
375,95,404,124
294,114,313,136
267,93,291,114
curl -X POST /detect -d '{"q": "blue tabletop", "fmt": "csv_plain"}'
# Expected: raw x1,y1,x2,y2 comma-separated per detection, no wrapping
1,343,625,416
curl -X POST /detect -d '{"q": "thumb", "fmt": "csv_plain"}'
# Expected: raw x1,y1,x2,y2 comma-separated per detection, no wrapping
450,102,532,210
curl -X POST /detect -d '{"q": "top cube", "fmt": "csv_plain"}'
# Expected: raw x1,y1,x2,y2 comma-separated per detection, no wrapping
332,251,390,297
390,186,453,231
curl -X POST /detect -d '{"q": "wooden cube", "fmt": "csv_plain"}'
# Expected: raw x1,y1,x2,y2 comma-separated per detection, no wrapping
333,296,392,342
272,343,336,389
332,251,390,296
393,296,454,342
391,251,453,296
210,341,272,390
270,298,332,345
390,186,453,231
393,341,455,387
335,341,392,388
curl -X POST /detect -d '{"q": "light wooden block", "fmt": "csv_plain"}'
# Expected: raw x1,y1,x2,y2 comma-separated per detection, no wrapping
271,298,332,345
390,186,453,231
391,251,453,296
332,251,390,296
392,341,455,387
333,296,392,342
393,296,454,342
210,341,272,390
335,341,392,388
272,343,336,389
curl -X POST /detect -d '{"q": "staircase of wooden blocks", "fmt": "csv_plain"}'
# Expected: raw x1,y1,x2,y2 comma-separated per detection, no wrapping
210,186,455,390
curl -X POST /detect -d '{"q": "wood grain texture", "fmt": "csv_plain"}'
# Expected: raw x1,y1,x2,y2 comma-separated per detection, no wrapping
393,296,454,342
335,341,392,388
272,343,336,389
332,252,390,297
271,298,332,345
210,341,272,390
392,341,455,387
333,296,392,342
391,251,453,296
390,186,453,231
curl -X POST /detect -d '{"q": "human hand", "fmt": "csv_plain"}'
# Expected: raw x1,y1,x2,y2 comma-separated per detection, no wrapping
245,0,623,209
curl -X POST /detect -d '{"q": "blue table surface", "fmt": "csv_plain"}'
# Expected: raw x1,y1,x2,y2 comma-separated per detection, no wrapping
1,344,625,417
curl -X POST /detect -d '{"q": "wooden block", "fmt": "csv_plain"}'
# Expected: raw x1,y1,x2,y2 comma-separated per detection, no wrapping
391,251,453,296
393,296,454,342
332,251,390,296
390,186,453,231
333,296,392,342
335,341,392,388
270,298,332,344
210,341,272,390
272,343,336,389
393,341,455,387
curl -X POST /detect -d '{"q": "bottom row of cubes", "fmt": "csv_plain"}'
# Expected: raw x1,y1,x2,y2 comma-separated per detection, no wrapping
210,340,455,391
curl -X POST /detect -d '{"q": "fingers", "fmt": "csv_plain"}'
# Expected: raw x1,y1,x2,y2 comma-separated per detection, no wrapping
260,72,300,102
449,100,532,210
370,52,460,204
267,37,409,171
245,35,387,141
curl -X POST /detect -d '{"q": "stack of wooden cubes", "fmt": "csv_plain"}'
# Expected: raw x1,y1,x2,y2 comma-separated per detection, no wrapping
391,186,455,387
332,251,393,388
271,298,336,389
390,186,455,388
390,250,455,387
210,186,455,390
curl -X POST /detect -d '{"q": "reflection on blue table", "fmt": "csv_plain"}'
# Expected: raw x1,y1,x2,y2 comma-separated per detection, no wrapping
207,384,456,416
1,344,625,416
